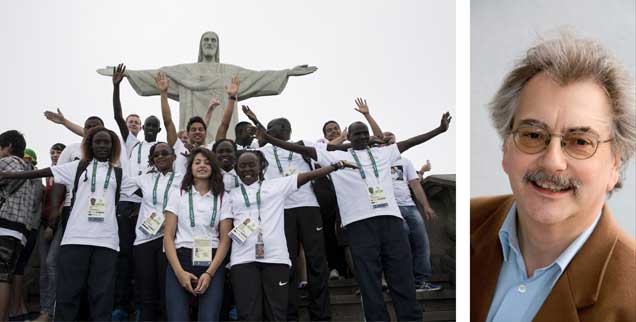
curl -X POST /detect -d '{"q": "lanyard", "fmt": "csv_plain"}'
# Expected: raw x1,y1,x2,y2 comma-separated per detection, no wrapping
273,146,293,175
240,182,262,224
152,171,175,211
188,187,218,228
350,148,379,180
137,142,143,165
90,160,112,193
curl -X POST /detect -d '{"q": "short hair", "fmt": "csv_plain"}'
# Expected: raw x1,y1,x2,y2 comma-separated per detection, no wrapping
490,33,635,189
51,143,66,151
81,127,121,166
0,130,26,157
126,114,141,121
85,116,105,127
186,116,207,132
212,139,237,153
267,118,291,130
235,121,252,132
322,120,340,136
236,149,269,182
147,142,174,167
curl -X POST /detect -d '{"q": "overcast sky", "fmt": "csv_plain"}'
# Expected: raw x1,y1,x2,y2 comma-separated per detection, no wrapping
0,0,456,175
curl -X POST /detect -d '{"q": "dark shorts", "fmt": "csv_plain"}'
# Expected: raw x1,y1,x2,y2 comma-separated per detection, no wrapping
0,235,24,282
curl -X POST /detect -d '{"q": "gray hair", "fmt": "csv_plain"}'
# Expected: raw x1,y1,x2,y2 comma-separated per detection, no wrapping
490,33,636,189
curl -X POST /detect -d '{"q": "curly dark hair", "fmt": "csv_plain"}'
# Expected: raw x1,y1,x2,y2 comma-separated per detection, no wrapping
235,149,269,182
80,127,121,166
180,147,224,197
211,138,237,153
147,142,175,167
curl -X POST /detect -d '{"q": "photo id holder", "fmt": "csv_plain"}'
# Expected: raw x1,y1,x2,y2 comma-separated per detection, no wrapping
284,167,297,177
368,186,389,209
255,231,265,259
87,195,106,222
228,218,257,246
192,237,213,266
139,211,165,236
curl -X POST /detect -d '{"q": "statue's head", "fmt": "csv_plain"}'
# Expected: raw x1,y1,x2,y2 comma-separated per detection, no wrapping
198,31,220,63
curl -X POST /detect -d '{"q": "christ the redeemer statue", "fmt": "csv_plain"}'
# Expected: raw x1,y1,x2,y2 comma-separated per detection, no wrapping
97,31,316,142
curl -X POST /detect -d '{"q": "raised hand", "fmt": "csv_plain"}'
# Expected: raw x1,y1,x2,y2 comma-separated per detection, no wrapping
354,97,370,115
241,105,263,128
112,63,126,85
439,112,452,132
154,72,169,93
225,75,240,97
44,108,66,125
420,160,431,174
288,64,318,76
208,96,221,110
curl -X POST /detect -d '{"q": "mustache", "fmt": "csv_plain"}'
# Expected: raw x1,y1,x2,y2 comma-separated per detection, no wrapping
523,169,582,194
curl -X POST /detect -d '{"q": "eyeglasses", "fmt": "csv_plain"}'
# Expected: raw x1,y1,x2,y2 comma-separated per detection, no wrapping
152,150,173,158
511,125,612,160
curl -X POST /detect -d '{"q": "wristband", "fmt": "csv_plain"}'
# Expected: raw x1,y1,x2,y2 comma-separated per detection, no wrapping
330,161,344,171
229,95,237,101
203,271,213,278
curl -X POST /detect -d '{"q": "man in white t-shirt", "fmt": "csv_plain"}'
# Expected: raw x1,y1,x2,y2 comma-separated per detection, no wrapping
259,117,331,321
243,106,451,321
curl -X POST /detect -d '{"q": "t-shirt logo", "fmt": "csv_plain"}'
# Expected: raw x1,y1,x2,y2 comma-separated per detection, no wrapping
391,166,404,181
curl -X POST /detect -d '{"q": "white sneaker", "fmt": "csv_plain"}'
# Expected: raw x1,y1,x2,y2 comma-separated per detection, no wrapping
329,269,341,280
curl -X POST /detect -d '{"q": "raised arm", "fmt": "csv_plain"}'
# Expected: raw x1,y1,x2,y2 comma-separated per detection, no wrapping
242,105,318,160
397,112,452,153
297,161,356,187
0,168,53,180
354,98,383,139
215,75,240,141
409,180,436,221
112,64,129,139
43,108,84,137
155,72,178,146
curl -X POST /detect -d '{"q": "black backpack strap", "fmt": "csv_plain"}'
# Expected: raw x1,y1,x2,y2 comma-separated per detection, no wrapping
296,140,315,170
114,167,122,204
70,160,90,210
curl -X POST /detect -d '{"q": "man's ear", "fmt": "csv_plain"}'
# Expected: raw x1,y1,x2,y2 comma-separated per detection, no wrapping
606,148,621,192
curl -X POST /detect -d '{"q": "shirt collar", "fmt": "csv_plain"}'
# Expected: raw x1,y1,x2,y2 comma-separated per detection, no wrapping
498,202,603,273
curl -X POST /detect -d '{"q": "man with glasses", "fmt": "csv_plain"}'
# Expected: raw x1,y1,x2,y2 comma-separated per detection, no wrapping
470,34,636,322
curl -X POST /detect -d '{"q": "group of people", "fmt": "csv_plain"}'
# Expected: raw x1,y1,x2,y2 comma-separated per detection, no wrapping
0,62,451,322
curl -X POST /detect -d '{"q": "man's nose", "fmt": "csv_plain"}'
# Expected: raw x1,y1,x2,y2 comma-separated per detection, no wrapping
539,137,567,172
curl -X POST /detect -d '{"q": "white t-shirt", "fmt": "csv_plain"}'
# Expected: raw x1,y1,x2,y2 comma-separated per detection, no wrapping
122,134,158,203
130,170,183,246
225,175,298,267
164,187,230,250
391,157,418,207
222,168,240,192
56,142,82,207
236,138,260,150
316,145,403,226
173,140,214,176
51,160,136,251
260,142,319,209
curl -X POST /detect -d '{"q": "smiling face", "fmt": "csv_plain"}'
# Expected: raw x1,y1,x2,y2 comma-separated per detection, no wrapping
236,152,261,185
151,143,175,172
191,152,212,180
92,131,113,162
142,116,161,142
502,73,619,230
188,122,207,146
215,141,236,171
323,122,341,141
126,115,141,136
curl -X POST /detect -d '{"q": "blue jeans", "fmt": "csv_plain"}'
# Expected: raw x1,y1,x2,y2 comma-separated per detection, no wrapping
399,206,432,284
165,248,225,322
38,225,63,316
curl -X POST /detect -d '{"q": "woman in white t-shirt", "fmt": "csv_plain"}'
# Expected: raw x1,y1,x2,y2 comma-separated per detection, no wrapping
226,150,354,321
0,127,135,321
163,147,231,322
128,142,181,321
212,139,240,192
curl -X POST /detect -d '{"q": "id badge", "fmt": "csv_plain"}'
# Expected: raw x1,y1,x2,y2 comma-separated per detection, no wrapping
255,231,265,259
284,167,297,177
228,218,257,246
192,236,213,266
368,186,389,209
139,211,165,236
88,196,106,222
